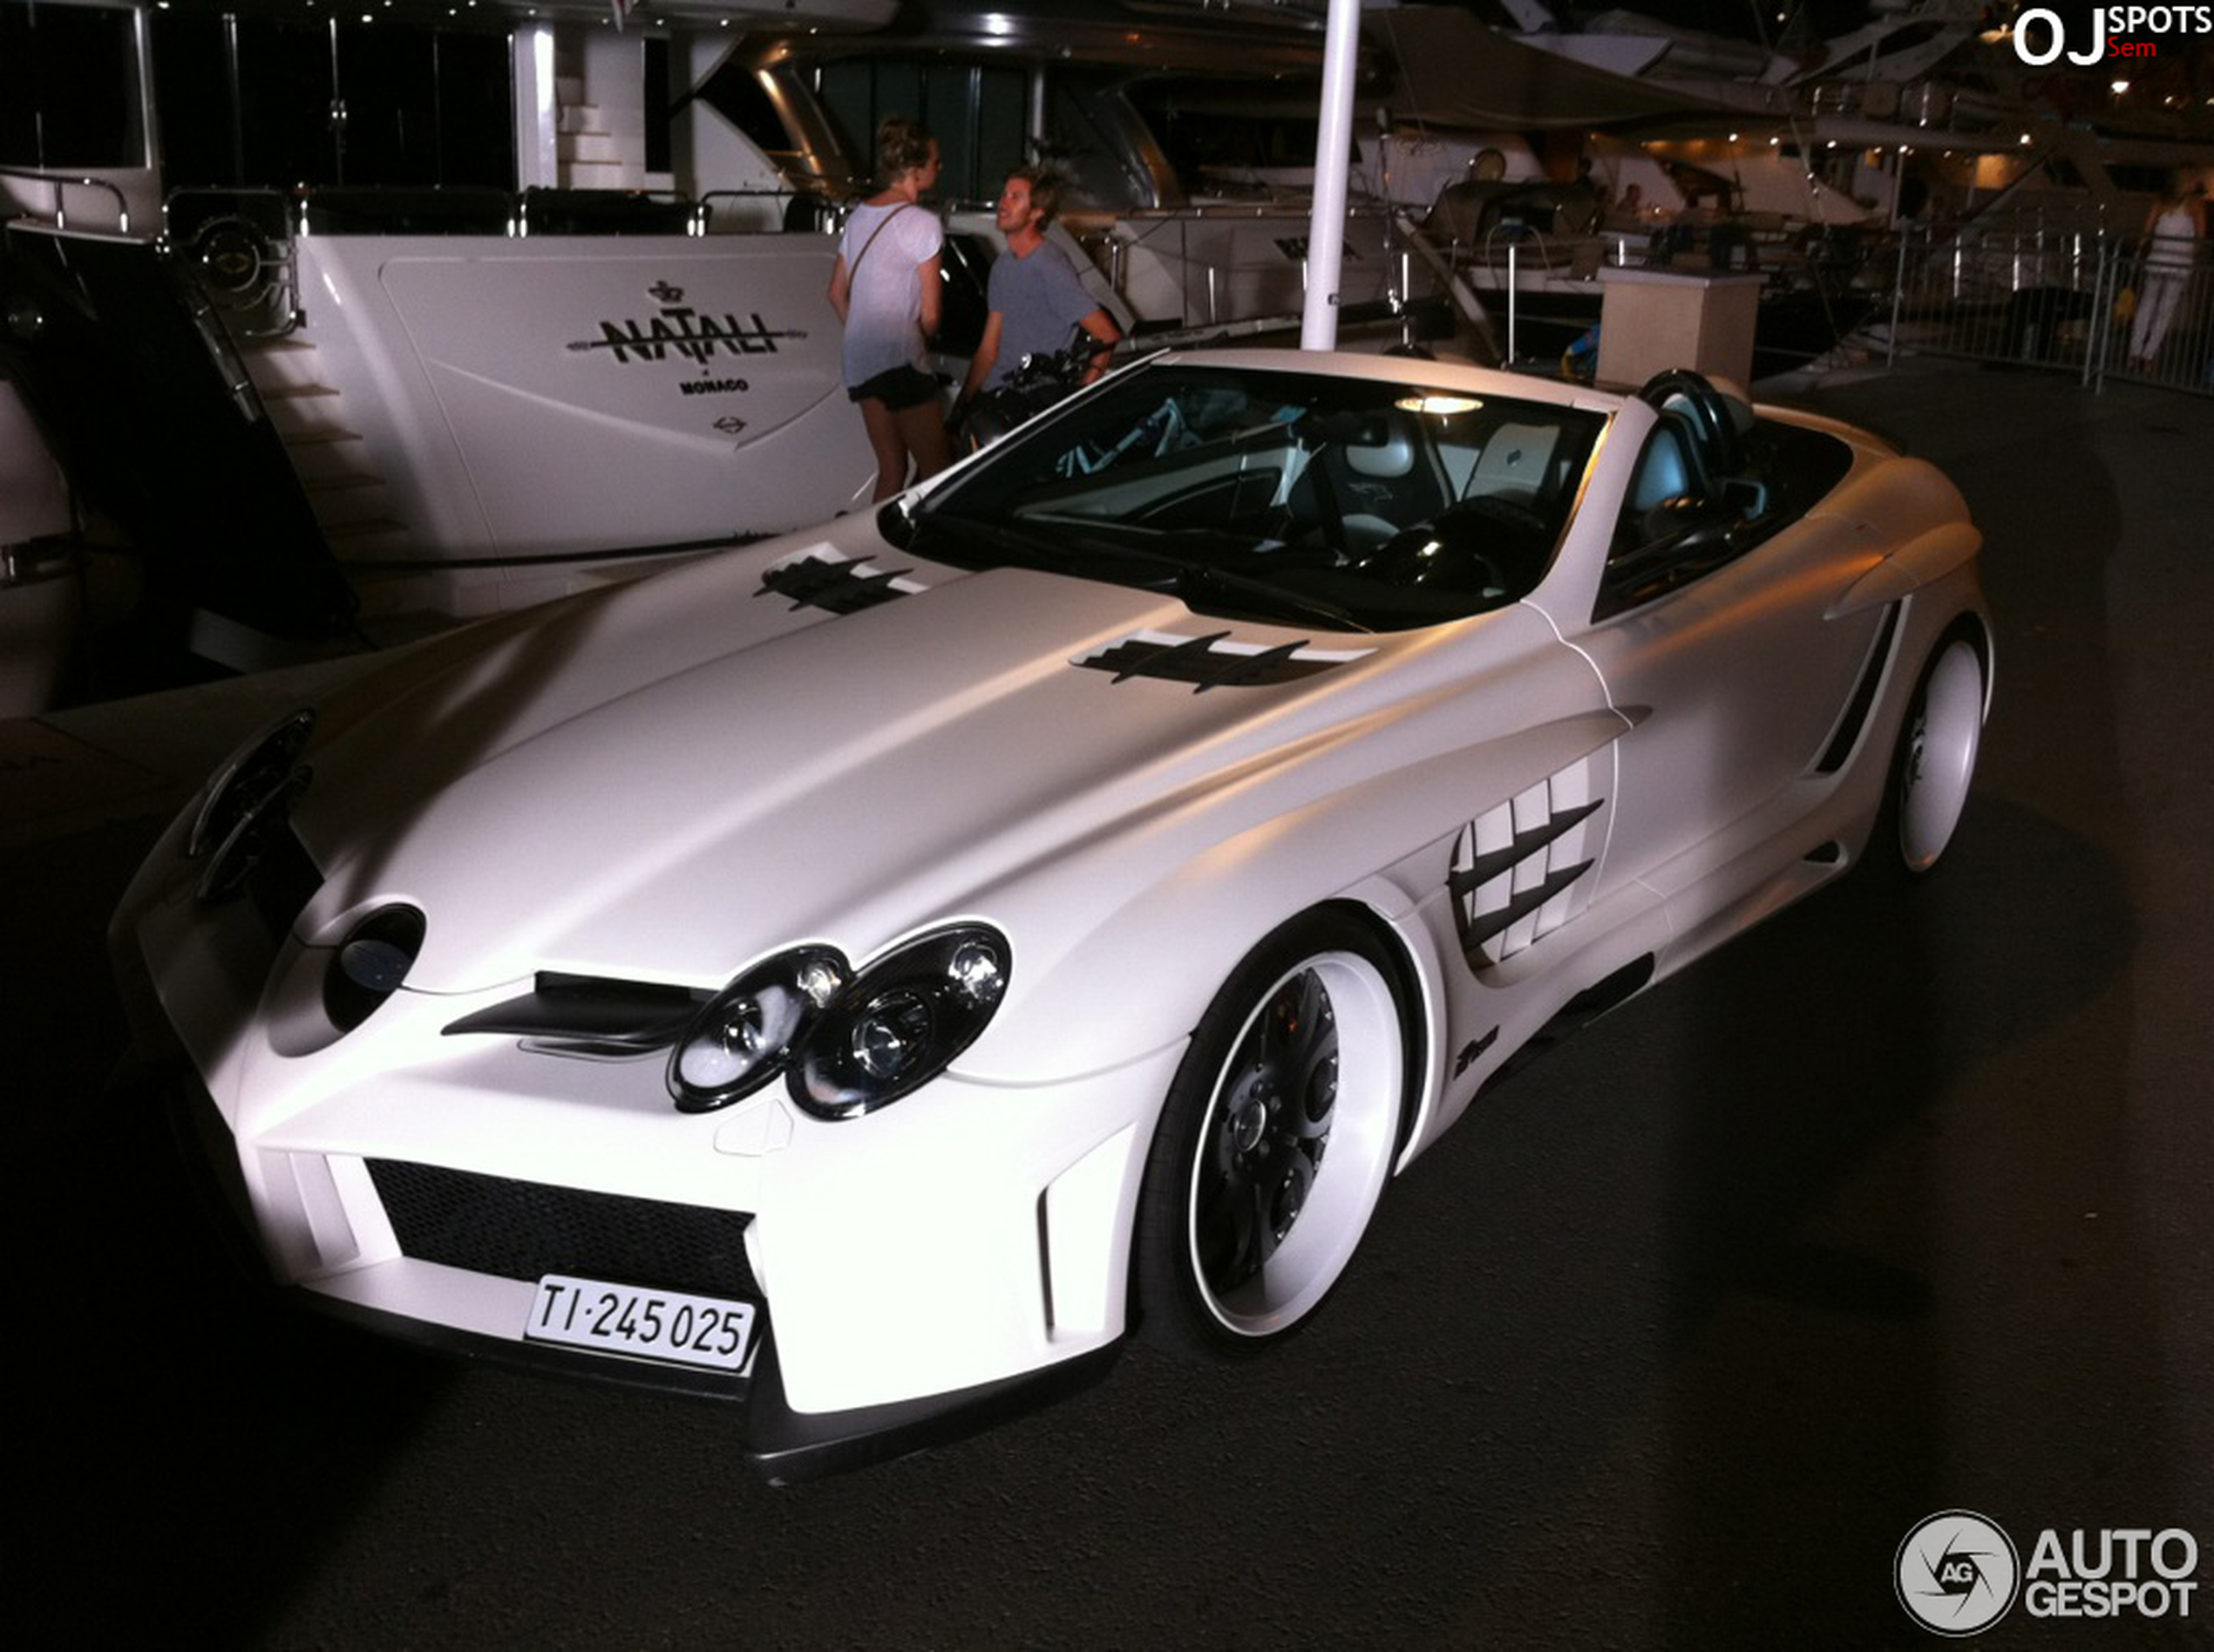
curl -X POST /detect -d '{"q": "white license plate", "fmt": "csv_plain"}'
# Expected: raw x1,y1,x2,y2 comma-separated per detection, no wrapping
524,1275,757,1372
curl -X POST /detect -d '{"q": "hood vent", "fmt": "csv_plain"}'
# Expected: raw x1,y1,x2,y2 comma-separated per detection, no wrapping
1074,630,1369,693
757,554,922,614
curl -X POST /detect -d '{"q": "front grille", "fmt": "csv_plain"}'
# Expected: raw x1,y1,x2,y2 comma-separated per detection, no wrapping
367,1159,760,1301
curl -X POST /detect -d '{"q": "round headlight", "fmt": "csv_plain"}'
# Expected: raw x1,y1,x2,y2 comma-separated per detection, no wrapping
848,988,934,1082
791,926,1010,1119
668,947,847,1113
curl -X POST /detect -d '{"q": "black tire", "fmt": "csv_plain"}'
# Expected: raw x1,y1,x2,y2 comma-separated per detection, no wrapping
1134,909,1413,1358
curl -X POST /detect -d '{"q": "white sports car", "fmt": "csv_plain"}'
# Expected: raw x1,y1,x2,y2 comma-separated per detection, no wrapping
113,351,1989,1480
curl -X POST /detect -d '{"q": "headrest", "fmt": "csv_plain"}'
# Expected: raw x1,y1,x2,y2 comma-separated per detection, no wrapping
1345,413,1417,479
1630,425,1696,514
1472,421,1559,491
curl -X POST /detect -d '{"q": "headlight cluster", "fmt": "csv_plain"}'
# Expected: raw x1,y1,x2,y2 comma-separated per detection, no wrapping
668,927,1010,1120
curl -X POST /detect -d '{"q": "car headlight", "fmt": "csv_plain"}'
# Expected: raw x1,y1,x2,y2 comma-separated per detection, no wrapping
668,928,1013,1120
792,927,1011,1119
187,708,316,860
668,946,849,1113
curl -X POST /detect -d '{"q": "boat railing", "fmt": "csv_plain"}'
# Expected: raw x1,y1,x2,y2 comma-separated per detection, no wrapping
700,187,850,235
1079,200,1418,330
0,167,134,236
160,182,867,248
151,180,865,339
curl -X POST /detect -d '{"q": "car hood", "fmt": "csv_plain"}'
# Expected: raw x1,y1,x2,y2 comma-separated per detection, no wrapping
289,534,1416,995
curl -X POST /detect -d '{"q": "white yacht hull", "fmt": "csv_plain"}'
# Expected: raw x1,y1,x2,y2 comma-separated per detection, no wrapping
257,230,879,618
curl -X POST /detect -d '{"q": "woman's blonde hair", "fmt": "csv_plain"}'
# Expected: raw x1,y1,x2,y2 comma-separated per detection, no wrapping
877,116,936,184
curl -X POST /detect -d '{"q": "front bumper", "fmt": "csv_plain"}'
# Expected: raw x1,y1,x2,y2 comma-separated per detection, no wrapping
165,1067,1132,1479
119,782,1182,1448
302,1259,1125,1484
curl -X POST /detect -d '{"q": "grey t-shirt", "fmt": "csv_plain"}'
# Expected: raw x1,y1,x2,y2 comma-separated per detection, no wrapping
984,241,1098,390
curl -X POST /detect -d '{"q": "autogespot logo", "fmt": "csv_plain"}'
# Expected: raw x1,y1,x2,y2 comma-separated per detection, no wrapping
1897,1511,2022,1636
1898,1513,2205,1634
2013,5,2214,65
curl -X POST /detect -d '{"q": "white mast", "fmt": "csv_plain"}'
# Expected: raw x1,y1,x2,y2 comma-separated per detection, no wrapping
1300,0,1363,350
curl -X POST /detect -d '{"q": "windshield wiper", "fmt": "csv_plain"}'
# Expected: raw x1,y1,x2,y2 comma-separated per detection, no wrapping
1164,560,1369,634
907,509,1071,570
913,512,1369,634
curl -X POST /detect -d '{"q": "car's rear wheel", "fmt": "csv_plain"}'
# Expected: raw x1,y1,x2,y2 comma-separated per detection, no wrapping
1885,634,1985,875
1135,911,1410,1357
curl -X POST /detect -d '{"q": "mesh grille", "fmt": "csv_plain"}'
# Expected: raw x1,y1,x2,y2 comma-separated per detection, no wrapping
367,1159,759,1301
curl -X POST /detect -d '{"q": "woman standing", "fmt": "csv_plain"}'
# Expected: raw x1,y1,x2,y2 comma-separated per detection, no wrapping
827,117,953,500
2128,176,2206,374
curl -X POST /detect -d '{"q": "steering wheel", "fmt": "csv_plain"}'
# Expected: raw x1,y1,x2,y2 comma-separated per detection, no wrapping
1636,369,1742,479
1362,533,1506,597
1357,500,1535,598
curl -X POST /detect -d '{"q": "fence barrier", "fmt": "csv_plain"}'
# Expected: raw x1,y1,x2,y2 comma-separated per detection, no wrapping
1869,220,2211,398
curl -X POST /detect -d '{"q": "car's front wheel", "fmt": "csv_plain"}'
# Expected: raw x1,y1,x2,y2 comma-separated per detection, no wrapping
1885,633,1986,875
1134,910,1411,1357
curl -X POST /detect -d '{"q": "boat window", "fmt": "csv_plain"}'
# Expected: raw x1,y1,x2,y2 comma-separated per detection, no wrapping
904,364,1605,633
696,59,794,160
146,11,512,190
811,58,1029,206
0,1,146,170
1131,88,1325,192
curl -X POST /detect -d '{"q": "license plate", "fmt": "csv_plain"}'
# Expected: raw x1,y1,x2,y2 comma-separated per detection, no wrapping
524,1275,757,1372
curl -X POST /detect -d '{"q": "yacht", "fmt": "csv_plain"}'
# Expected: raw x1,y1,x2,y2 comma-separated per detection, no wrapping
2,0,1450,682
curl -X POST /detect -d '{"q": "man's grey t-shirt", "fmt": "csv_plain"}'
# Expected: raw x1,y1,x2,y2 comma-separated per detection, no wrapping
984,240,1098,390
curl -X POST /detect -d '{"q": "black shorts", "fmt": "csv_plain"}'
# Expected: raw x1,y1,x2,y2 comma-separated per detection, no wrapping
848,364,941,411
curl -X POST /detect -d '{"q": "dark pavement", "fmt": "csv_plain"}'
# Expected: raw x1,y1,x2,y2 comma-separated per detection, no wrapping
3,359,2207,1648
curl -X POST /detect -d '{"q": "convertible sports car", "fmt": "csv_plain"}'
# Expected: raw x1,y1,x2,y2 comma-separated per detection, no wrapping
112,351,1990,1480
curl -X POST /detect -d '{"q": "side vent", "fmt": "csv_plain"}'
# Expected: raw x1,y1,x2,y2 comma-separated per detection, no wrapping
1815,602,1901,774
1453,759,1606,967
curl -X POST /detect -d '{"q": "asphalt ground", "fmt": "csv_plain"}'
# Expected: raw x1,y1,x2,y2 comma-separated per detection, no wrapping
3,358,2208,1648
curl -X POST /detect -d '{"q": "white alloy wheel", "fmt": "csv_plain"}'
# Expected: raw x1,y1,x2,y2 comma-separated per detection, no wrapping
1137,913,1409,1354
1893,636,1985,874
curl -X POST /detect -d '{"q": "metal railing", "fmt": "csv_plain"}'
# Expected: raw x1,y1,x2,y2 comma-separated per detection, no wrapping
1085,201,1418,331
1875,220,2212,398
0,166,133,235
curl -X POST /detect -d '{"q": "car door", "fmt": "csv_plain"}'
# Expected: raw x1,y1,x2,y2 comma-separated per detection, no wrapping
1570,411,1891,908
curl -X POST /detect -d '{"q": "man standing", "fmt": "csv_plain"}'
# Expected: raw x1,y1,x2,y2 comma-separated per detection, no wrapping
954,169,1122,420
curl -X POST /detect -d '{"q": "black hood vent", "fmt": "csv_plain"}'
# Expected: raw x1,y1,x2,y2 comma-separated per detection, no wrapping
1074,631,1364,692
757,554,918,614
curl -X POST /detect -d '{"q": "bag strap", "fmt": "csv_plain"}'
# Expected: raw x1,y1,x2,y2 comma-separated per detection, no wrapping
847,203,914,282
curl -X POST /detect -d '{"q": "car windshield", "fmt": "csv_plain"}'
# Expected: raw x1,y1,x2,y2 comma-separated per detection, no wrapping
893,363,1607,632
